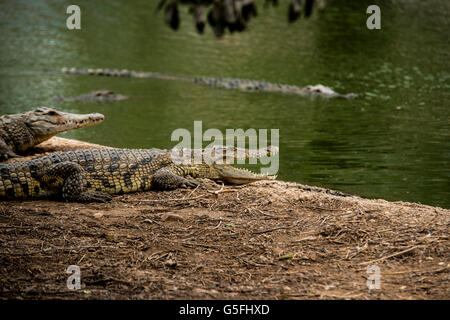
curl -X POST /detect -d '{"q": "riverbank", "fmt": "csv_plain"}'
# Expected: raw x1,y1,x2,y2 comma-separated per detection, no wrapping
0,137,448,299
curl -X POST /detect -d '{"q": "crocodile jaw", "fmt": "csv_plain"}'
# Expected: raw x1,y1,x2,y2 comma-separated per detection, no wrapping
25,107,104,138
212,164,277,184
210,145,278,184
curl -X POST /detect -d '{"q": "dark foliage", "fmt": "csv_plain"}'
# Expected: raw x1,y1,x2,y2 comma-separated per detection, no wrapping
156,0,326,37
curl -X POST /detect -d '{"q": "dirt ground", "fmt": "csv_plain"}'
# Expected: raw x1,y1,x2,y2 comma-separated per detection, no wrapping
0,138,448,300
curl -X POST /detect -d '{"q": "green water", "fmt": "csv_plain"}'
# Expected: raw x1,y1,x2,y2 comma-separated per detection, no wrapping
0,0,449,208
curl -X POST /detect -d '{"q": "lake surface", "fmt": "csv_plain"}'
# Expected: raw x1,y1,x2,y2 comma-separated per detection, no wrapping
0,0,449,208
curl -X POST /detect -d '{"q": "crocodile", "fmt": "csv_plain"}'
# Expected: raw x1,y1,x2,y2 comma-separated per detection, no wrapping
61,67,357,99
0,146,277,202
0,107,104,161
53,90,128,102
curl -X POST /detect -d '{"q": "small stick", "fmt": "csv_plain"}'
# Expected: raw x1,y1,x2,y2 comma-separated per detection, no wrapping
293,236,318,242
77,253,86,265
129,194,208,203
382,265,449,275
256,209,277,218
253,226,291,235
0,225,31,229
359,246,419,265
183,184,200,200
298,205,342,212
208,221,222,230
174,240,221,249
209,183,224,195
207,183,244,195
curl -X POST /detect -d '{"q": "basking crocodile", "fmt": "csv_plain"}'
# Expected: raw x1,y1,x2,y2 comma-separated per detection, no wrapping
0,146,277,202
61,67,357,99
0,107,104,161
54,90,128,102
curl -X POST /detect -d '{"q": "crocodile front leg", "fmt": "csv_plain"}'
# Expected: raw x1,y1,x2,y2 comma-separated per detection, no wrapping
152,167,199,190
0,138,21,161
41,161,112,202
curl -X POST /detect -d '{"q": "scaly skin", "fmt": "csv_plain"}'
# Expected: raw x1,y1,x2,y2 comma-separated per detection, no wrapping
0,107,104,161
54,90,128,102
0,146,278,202
61,67,357,99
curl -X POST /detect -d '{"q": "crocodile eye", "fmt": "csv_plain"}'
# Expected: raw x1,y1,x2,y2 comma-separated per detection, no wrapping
47,111,57,115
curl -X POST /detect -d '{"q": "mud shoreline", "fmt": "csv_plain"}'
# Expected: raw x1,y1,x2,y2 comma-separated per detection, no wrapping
1,137,448,299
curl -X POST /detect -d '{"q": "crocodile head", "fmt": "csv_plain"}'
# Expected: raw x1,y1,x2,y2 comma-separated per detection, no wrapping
93,90,115,97
209,145,278,184
23,107,104,141
172,145,278,184
91,90,127,100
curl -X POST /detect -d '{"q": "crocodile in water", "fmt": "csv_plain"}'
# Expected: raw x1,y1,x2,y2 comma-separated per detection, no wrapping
61,67,357,99
54,90,128,102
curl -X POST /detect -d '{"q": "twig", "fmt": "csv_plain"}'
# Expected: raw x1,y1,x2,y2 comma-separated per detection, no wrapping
77,253,86,265
128,194,208,203
253,226,291,235
19,245,126,255
293,236,318,242
143,218,163,226
208,221,222,230
319,292,364,299
147,251,170,261
174,240,221,249
359,246,419,265
382,265,449,275
298,205,342,212
208,183,224,195
206,183,245,195
256,209,277,218
0,225,31,229
183,184,200,200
